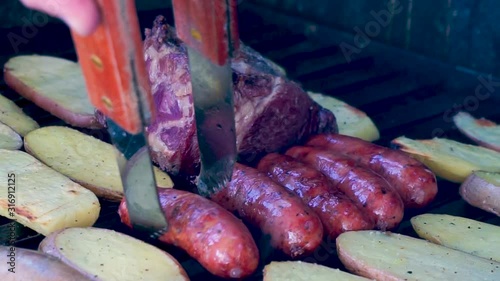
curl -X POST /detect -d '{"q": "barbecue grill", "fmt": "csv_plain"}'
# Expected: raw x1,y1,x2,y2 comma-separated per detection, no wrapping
1,1,499,280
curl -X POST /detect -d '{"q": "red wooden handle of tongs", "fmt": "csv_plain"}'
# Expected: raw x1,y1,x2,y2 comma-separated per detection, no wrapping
71,0,154,134
172,0,240,65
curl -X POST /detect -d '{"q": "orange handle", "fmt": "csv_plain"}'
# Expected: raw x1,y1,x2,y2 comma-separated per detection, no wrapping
172,0,240,66
71,0,154,134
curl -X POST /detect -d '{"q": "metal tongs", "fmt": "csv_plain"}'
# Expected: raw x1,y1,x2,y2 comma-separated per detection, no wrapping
172,0,239,197
70,0,238,238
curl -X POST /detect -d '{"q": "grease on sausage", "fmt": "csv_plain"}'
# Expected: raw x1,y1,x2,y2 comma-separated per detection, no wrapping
286,146,404,230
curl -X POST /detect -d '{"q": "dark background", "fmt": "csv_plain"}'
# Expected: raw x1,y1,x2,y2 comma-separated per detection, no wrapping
252,0,500,77
2,0,499,76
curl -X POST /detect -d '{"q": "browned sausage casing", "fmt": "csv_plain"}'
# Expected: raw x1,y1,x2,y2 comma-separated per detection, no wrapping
257,153,375,238
286,146,404,230
307,134,438,208
210,163,324,258
118,188,259,279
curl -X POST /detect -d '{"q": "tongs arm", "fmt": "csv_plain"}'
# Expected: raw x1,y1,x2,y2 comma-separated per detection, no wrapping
70,0,168,238
171,0,240,196
71,0,153,134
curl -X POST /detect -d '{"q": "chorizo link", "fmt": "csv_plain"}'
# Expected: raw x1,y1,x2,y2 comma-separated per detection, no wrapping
118,188,259,279
210,163,324,258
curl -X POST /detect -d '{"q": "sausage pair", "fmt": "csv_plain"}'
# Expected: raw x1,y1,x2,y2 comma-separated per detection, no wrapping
285,146,404,230
119,163,327,280
306,134,438,208
257,153,375,237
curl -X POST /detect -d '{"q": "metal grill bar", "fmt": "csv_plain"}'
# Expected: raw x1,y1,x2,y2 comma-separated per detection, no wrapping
337,74,440,108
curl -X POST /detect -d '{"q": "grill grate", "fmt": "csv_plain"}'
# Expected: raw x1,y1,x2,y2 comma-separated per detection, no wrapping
1,2,499,280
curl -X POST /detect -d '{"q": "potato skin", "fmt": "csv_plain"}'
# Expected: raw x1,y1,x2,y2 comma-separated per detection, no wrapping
307,134,437,208
3,70,102,129
257,153,374,238
0,246,92,281
454,112,500,153
460,172,500,216
286,146,404,230
39,228,190,281
210,163,324,258
118,188,259,279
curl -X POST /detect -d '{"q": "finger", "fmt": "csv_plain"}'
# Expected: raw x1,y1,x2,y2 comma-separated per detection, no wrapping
20,0,100,36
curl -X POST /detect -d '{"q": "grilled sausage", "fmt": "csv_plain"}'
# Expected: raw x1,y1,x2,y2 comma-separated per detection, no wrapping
210,163,324,258
118,188,259,279
286,146,404,230
257,153,375,238
306,134,438,208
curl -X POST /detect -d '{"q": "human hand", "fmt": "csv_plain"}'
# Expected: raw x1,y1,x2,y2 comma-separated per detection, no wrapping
19,0,100,36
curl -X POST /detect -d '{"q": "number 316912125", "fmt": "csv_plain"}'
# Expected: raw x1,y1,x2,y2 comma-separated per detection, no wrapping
7,173,15,217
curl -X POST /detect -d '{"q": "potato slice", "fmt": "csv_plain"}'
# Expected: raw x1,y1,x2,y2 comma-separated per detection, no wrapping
263,261,370,281
0,246,92,280
39,227,189,281
0,149,100,236
392,136,500,183
4,55,102,129
24,126,174,201
337,230,500,281
0,122,22,150
454,111,500,152
0,93,39,136
460,171,500,216
154,167,175,188
308,92,379,141
411,214,500,262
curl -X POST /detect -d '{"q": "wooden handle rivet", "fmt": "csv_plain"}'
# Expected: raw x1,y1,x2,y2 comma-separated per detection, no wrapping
190,28,202,42
90,54,103,70
101,96,113,110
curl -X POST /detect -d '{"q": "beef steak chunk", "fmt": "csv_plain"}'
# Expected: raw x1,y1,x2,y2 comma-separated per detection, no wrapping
143,16,337,177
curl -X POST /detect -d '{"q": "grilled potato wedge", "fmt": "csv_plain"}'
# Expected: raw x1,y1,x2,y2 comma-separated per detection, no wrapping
460,171,500,216
0,246,92,280
0,149,100,236
454,111,500,152
337,230,500,281
0,122,22,150
40,227,189,281
263,261,370,281
308,92,379,142
392,137,500,183
4,55,102,129
24,126,173,201
0,93,39,136
411,214,500,262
